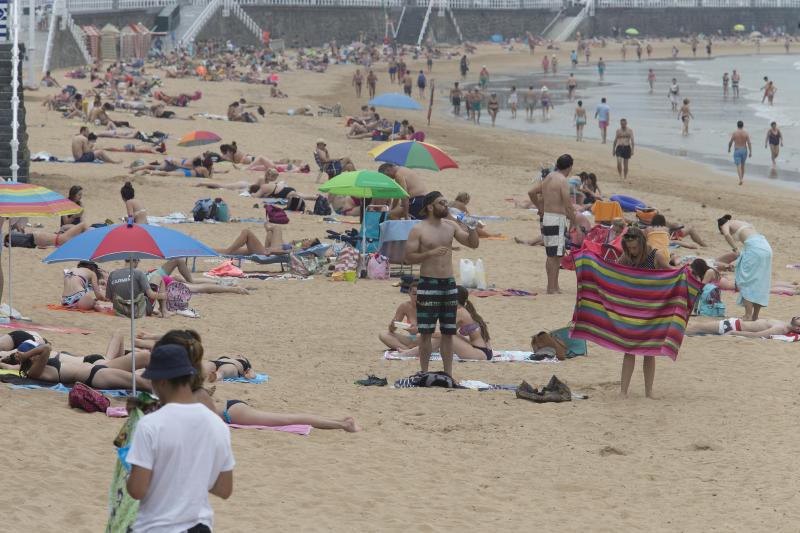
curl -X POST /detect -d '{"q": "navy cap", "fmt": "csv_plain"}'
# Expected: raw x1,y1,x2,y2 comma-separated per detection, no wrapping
142,344,197,380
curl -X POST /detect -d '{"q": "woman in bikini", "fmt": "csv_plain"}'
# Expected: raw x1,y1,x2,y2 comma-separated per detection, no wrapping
397,285,494,361
60,185,84,231
718,215,772,320
219,141,308,173
5,221,91,249
154,330,360,432
574,100,587,142
249,168,316,200
121,181,147,224
679,98,694,136
145,266,249,297
379,279,419,350
61,261,107,310
765,122,783,167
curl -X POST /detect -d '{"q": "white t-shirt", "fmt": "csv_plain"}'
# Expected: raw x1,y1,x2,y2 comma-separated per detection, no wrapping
127,402,235,533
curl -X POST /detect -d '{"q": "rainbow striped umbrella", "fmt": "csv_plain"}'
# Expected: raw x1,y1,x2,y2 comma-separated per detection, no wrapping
0,182,81,217
368,140,458,171
177,130,221,147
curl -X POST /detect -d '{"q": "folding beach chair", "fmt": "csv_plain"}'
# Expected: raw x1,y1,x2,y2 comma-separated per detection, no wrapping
378,219,420,278
192,244,331,273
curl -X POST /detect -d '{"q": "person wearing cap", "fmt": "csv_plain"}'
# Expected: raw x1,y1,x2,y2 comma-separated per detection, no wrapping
314,139,354,178
527,154,577,294
404,191,479,378
377,163,429,220
127,344,234,532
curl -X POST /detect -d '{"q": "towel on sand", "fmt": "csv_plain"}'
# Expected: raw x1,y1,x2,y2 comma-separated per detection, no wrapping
223,373,269,384
383,350,558,363
4,378,132,397
46,304,115,315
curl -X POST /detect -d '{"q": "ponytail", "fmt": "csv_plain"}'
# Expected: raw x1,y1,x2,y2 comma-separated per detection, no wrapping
463,299,491,342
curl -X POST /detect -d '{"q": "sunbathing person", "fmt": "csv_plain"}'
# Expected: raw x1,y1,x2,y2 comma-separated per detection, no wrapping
5,222,91,249
249,169,317,200
691,257,800,295
72,127,120,163
201,356,257,382
154,329,360,431
217,223,315,256
62,261,107,310
139,157,213,178
146,265,249,296
153,89,201,107
60,185,84,231
379,280,419,350
149,103,177,119
687,316,800,338
219,141,308,173
227,101,257,122
448,192,502,238
396,285,494,360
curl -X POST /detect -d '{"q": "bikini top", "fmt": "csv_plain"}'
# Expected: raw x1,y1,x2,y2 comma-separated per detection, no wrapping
458,322,481,337
732,223,754,241
64,270,90,290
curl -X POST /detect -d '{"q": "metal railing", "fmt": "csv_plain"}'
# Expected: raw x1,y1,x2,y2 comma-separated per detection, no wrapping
447,5,464,41
228,0,263,38
552,0,591,40
181,0,222,43
65,0,114,11
118,0,178,8
65,12,93,63
597,0,800,6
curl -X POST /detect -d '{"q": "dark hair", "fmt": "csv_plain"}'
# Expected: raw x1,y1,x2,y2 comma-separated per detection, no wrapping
192,157,203,168
601,97,607,103
556,154,574,171
422,190,443,210
87,133,97,141
651,214,667,226
690,258,710,279
737,120,744,128
230,101,239,107
577,99,582,106
717,214,732,229
67,185,82,203
378,163,396,176
202,157,214,170
220,141,237,155
771,121,777,127
248,183,260,194
79,126,88,134
77,261,101,277
102,102,113,110
120,181,135,201
456,285,490,342
621,226,648,261
154,330,204,391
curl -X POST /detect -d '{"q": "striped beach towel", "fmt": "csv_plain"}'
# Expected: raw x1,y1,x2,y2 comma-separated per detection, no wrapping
571,251,702,360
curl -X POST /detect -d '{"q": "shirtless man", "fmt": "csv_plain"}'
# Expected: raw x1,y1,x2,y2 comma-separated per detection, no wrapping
566,74,577,101
315,139,355,177
612,118,634,179
687,316,800,338
404,191,479,378
366,69,378,99
378,163,429,220
524,86,537,121
527,155,577,294
402,72,413,97
728,121,752,185
731,70,740,99
760,76,776,106
71,127,120,163
352,69,364,98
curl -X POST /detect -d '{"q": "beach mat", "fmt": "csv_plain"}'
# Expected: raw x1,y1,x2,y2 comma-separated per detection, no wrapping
46,304,115,315
223,373,269,384
3,376,132,397
383,350,559,363
0,321,92,334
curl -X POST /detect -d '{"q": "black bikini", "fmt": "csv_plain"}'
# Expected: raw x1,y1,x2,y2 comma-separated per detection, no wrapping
46,355,62,381
83,354,105,364
211,357,252,377
85,365,107,388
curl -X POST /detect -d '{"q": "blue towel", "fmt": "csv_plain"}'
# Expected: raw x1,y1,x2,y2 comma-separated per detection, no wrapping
223,372,269,384
9,382,131,397
735,234,773,308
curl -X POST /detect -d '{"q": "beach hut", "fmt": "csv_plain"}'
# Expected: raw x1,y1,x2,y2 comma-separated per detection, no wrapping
100,23,120,61
120,23,152,60
81,25,101,61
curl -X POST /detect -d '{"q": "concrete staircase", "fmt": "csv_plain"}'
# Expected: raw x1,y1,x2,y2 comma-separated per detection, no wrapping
175,1,212,45
394,7,426,44
543,2,591,42
0,44,29,182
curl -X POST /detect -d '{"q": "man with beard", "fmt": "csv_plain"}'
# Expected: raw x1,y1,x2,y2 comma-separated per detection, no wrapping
404,192,479,378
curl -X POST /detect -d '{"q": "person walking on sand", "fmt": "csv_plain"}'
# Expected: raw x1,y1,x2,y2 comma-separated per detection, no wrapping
679,98,694,136
731,70,740,99
417,70,427,99
366,69,378,99
574,100,587,142
722,72,729,98
352,69,363,98
566,73,577,101
126,344,235,532
404,192,479,379
450,82,462,117
508,86,518,119
728,120,752,185
765,121,783,167
527,154,577,294
487,93,500,127
540,86,551,121
612,118,634,179
542,55,550,75
647,69,655,93
595,97,611,144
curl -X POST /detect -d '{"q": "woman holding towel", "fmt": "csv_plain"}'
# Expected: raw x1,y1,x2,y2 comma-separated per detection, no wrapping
717,215,772,321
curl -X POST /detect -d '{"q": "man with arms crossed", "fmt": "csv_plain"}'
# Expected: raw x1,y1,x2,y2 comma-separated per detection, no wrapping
528,154,577,294
127,344,234,533
728,120,752,185
405,192,479,378
612,118,634,179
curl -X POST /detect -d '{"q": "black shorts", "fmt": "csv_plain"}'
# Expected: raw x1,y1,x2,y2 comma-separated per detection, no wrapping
417,277,458,335
615,145,632,160
8,330,35,349
408,195,427,220
8,232,35,248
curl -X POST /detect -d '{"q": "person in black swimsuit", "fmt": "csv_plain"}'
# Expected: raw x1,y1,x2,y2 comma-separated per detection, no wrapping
202,356,256,382
765,121,783,167
617,227,672,399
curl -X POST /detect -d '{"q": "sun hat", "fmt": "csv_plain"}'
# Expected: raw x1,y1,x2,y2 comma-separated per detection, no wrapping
316,138,326,145
141,344,197,380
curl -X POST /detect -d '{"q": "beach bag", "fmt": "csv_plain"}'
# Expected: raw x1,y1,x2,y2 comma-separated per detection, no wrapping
113,292,147,319
287,197,306,212
531,331,567,361
290,253,321,276
367,254,390,280
551,326,587,358
459,258,476,288
475,259,488,290
213,199,229,222
192,198,217,222
265,204,289,224
165,281,192,312
313,195,332,216
413,371,458,388
334,245,359,272
69,382,110,413
696,283,726,317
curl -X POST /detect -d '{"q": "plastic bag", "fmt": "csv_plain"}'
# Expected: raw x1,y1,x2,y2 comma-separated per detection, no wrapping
367,254,390,280
459,258,476,288
475,259,488,290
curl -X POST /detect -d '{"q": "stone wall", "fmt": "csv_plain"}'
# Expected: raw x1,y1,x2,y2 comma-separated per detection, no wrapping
0,44,29,182
243,6,386,47
197,11,266,48
50,19,87,70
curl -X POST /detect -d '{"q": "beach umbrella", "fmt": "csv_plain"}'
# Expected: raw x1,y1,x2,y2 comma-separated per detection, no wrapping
177,130,221,147
368,92,423,111
625,28,639,36
319,170,408,273
368,140,458,171
43,223,219,395
0,182,81,317
750,31,762,38
733,24,745,32
490,34,504,43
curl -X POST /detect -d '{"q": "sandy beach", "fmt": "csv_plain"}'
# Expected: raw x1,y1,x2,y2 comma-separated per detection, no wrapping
2,37,799,531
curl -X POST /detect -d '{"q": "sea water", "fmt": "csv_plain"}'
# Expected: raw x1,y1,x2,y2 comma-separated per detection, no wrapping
450,54,800,185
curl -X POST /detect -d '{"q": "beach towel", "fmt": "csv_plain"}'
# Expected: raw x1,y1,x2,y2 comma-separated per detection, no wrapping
768,333,800,342
735,234,772,308
383,350,558,363
470,288,535,297
206,261,244,278
105,407,310,435
46,304,115,315
223,373,269,384
591,200,623,223
7,381,132,397
0,321,91,334
106,408,142,532
571,250,702,360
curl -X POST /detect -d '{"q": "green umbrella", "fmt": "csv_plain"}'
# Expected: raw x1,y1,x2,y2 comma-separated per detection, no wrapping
319,170,409,275
733,24,745,32
625,28,639,36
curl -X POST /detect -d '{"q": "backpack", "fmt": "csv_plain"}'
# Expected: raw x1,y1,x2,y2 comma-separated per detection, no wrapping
696,283,726,317
313,195,332,216
192,198,217,222
68,382,110,413
265,204,289,224
394,371,460,389
287,197,306,212
112,292,147,319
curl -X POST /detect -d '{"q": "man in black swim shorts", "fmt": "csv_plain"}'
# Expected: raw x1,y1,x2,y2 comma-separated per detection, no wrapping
404,191,479,378
611,118,634,179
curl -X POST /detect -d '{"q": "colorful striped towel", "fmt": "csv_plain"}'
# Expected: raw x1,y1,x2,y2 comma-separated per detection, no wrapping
571,251,702,360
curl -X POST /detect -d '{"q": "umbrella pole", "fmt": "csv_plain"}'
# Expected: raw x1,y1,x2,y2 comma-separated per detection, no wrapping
6,222,11,317
360,195,367,280
130,258,136,396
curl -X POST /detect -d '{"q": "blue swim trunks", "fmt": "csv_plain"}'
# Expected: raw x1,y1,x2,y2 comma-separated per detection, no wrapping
733,147,748,166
